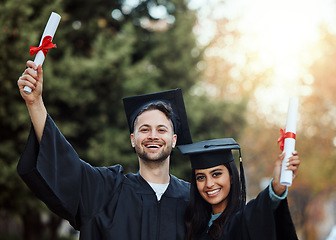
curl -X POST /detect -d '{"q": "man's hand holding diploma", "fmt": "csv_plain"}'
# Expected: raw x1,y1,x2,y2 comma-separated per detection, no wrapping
17,61,47,143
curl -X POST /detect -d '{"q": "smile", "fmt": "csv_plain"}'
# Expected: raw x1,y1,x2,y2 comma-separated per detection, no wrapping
206,189,220,196
145,144,162,149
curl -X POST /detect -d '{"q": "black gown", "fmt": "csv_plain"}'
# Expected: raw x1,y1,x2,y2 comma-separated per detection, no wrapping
197,187,298,240
17,115,190,240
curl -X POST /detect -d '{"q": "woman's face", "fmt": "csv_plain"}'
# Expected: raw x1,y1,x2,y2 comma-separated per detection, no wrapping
195,165,231,214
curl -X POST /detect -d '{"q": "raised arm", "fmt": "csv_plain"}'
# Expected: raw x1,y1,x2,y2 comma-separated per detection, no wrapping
17,60,47,142
272,151,300,196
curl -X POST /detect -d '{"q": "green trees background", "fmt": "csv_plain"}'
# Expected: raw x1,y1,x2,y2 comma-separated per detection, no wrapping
0,0,246,239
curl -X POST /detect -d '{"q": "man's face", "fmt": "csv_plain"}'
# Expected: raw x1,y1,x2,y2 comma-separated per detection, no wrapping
131,109,177,163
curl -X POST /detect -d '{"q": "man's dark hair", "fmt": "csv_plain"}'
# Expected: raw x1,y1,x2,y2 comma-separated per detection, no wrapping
133,101,174,132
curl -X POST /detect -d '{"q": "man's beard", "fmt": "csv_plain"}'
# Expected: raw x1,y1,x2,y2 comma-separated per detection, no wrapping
135,145,172,163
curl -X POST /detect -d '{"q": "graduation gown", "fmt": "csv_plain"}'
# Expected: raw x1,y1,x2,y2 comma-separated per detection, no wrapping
17,115,190,240
197,187,298,240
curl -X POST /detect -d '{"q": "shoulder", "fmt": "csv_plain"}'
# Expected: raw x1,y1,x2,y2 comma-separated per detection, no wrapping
166,175,190,200
170,174,190,189
93,164,126,183
105,164,124,173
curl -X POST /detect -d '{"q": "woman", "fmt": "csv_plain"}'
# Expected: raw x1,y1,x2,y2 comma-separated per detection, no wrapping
178,138,300,240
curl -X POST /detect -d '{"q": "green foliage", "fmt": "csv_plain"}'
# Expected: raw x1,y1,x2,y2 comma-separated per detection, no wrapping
187,95,247,142
0,0,63,216
0,0,248,238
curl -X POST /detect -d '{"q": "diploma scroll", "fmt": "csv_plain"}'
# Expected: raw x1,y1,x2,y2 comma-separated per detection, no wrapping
23,12,61,94
280,97,299,186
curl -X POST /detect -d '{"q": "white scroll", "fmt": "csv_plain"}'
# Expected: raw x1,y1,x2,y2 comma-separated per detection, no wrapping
280,97,299,186
23,12,61,94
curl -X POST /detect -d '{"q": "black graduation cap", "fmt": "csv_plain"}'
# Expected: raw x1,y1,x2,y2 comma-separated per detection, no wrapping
177,138,241,169
178,138,246,206
123,88,192,146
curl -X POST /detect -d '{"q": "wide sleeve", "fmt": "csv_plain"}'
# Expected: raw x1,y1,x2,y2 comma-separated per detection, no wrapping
243,187,298,240
242,187,278,239
17,115,124,229
219,187,298,240
273,195,298,240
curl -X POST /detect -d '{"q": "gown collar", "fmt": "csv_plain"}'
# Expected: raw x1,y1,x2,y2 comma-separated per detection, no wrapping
134,172,189,198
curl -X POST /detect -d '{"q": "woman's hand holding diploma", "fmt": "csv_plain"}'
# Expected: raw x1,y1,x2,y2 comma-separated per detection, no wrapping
272,151,300,196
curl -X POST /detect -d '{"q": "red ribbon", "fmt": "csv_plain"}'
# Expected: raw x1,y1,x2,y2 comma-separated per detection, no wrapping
277,128,296,151
30,36,57,57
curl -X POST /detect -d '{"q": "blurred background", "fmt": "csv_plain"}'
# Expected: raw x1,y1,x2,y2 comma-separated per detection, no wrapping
1,0,336,239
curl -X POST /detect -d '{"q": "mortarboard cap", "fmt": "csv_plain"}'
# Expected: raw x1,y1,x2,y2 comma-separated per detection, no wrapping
178,138,241,169
123,88,192,146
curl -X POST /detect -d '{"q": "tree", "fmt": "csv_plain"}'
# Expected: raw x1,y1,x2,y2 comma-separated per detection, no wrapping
0,1,65,239
0,0,248,239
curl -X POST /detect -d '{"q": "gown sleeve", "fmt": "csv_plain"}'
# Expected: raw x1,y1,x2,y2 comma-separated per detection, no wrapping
218,187,298,240
244,186,298,240
17,115,124,230
273,195,298,240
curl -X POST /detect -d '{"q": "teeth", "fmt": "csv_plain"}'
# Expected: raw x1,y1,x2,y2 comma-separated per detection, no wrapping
147,145,159,148
207,189,220,195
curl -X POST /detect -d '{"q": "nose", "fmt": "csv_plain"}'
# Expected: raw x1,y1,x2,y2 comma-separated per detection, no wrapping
148,130,159,140
205,177,215,188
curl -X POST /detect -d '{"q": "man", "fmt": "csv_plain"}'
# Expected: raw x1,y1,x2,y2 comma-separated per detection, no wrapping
17,61,192,240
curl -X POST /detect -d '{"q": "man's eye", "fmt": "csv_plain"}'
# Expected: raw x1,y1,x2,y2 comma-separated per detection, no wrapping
140,128,149,132
158,129,167,133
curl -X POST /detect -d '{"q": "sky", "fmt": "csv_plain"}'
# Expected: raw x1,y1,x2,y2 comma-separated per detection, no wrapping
189,0,336,122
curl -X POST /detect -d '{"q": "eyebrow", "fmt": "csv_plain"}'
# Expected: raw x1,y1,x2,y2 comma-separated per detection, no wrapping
210,168,223,173
138,124,169,129
195,168,223,176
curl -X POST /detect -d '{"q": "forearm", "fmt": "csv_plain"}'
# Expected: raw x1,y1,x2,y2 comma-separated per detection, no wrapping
26,97,47,143
269,179,287,210
271,177,286,196
18,62,46,142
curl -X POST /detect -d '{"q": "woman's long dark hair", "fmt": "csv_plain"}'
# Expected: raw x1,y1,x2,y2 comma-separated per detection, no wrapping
184,162,244,240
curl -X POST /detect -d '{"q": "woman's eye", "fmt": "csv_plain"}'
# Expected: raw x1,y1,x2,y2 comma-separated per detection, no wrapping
213,172,222,177
196,176,205,181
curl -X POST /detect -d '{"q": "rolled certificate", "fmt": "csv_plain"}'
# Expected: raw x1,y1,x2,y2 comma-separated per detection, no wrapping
280,97,299,186
23,12,61,94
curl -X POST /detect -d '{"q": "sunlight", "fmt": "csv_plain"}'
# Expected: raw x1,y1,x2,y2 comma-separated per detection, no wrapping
237,0,323,77
192,0,336,123
234,0,336,120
